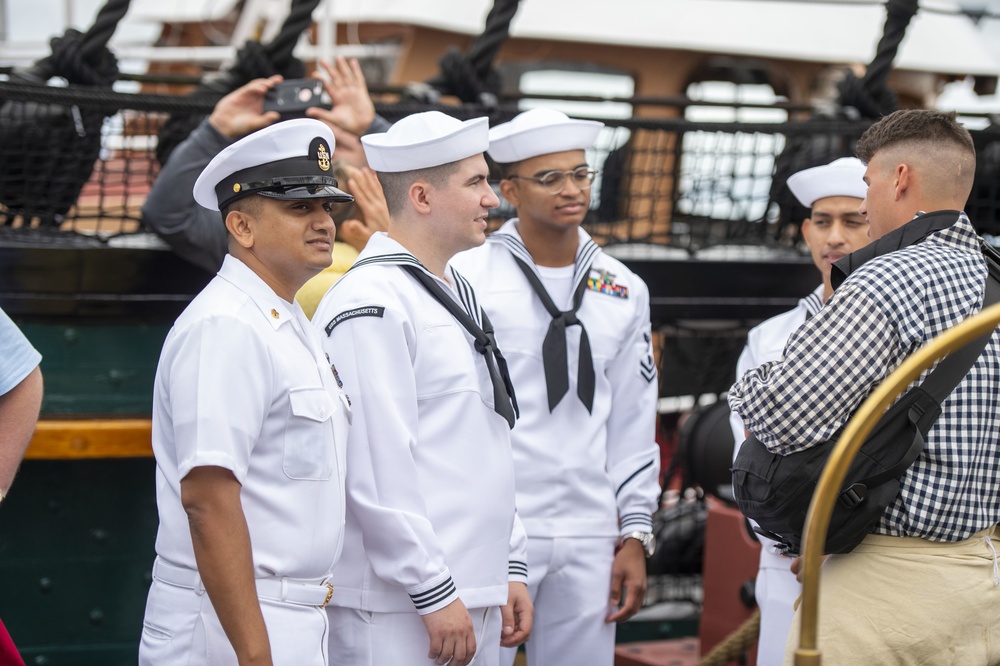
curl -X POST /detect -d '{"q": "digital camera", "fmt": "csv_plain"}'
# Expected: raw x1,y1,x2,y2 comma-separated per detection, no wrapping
263,79,331,117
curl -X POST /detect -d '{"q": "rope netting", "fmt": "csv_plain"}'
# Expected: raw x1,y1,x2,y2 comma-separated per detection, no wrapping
0,86,793,239
2,81,1000,247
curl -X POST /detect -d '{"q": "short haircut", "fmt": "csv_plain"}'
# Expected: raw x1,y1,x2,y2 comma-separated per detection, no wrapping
220,193,263,223
376,161,462,215
856,110,975,164
855,109,976,199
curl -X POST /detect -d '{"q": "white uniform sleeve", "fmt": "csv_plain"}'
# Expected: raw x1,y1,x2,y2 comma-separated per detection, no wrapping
604,280,661,536
321,302,460,614
728,338,757,462
168,315,270,482
508,510,528,584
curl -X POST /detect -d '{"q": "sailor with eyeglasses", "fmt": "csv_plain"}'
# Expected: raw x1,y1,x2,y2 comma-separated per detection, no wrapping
451,108,661,666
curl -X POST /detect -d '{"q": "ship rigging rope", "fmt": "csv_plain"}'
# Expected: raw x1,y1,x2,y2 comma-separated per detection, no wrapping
836,0,918,118
0,0,130,226
264,0,321,77
10,0,129,86
195,0,321,95
155,0,322,165
695,609,761,666
422,0,521,105
76,0,132,63
767,0,915,235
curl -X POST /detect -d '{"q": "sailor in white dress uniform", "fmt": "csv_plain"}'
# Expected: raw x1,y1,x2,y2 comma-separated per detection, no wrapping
140,119,354,666
452,108,661,666
313,111,531,666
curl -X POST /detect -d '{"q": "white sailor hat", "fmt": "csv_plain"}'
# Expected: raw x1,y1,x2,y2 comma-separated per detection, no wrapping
786,157,867,208
361,111,489,172
193,118,353,211
487,108,604,164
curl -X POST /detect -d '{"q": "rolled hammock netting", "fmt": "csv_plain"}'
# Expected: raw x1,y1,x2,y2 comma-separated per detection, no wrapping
9,92,1000,242
0,88,892,244
7,0,1000,243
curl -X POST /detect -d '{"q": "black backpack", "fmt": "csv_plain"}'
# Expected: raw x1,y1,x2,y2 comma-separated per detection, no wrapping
731,242,1000,556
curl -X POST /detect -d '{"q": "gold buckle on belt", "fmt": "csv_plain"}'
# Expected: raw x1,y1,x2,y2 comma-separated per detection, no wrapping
321,582,334,608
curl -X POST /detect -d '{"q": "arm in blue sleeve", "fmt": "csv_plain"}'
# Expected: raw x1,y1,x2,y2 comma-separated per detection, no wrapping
142,119,231,274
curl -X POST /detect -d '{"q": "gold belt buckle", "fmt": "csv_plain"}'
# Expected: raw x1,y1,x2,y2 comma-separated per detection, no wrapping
321,582,334,608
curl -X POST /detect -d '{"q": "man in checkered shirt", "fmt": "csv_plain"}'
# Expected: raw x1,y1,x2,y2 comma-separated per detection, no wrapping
729,109,1000,665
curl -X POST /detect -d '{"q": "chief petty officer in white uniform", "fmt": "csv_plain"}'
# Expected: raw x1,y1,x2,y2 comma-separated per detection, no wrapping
451,108,661,666
140,119,353,666
312,111,532,666
727,156,869,666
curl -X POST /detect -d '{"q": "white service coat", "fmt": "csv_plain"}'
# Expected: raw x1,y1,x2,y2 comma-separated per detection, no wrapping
151,254,349,581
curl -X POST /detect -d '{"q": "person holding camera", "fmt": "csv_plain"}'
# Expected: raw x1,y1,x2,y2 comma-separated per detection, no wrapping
142,57,389,310
730,110,1000,665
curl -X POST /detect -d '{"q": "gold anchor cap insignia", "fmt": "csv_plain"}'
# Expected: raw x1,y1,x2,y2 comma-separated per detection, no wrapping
317,142,331,171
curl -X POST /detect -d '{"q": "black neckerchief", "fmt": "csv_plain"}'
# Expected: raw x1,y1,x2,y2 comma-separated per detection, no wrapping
400,265,519,429
831,210,962,290
490,227,600,413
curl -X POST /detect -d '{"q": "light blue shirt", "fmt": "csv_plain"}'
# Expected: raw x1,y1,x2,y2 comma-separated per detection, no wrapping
0,306,41,396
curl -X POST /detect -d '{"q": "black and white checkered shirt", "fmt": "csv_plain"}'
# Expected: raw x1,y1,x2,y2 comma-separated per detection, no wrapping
729,212,1000,541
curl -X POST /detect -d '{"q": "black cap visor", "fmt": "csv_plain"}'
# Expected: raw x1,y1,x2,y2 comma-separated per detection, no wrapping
217,155,354,208
257,181,354,203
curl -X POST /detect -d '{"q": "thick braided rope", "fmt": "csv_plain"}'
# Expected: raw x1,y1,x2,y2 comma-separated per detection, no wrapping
696,609,761,666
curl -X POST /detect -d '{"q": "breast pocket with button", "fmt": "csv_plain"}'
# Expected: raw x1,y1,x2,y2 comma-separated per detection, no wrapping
284,387,337,480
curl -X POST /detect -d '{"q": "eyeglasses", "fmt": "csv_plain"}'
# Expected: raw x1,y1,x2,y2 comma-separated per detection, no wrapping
507,167,598,195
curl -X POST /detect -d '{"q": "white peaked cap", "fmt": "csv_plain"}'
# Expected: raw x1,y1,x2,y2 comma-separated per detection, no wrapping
193,118,350,211
361,111,489,172
487,108,604,163
787,157,868,208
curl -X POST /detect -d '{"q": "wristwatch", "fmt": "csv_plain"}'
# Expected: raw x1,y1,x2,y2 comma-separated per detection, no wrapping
622,531,656,558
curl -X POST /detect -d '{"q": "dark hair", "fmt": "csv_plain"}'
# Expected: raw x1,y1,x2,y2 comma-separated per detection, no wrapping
220,194,263,221
855,110,975,164
376,161,462,215
497,160,520,179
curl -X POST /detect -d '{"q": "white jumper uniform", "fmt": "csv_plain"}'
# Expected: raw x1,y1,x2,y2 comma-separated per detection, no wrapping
313,233,526,665
728,284,823,666
451,221,661,666
141,255,349,666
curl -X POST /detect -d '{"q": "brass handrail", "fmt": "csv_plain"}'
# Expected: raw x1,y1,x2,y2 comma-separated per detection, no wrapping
794,300,1000,666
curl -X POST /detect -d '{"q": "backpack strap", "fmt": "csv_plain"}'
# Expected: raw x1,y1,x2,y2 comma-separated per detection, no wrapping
841,261,1000,508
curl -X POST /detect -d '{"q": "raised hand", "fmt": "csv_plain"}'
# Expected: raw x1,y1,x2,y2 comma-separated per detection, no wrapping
308,56,376,136
208,75,283,140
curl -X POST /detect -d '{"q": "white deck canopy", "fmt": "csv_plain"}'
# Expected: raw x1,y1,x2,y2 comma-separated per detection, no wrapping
124,0,1000,77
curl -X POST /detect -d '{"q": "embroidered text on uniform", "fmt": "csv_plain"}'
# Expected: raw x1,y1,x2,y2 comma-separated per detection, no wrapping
324,306,386,336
